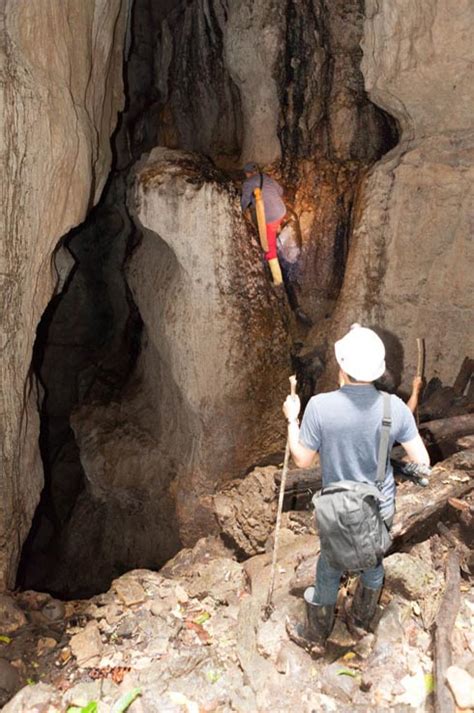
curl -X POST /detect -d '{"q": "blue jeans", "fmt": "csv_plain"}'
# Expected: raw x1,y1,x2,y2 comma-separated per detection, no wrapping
312,552,385,606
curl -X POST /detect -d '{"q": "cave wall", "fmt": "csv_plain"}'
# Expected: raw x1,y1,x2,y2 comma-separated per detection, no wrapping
322,0,474,391
147,0,397,319
0,0,131,589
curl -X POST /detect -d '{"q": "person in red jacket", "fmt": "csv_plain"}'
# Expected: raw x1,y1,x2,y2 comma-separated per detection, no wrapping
241,162,286,264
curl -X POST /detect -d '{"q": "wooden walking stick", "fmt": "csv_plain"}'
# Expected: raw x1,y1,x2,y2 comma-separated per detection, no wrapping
254,187,269,253
254,186,283,285
416,337,425,425
263,375,297,620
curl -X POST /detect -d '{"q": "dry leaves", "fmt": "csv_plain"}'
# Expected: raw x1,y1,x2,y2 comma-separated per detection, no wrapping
89,666,132,684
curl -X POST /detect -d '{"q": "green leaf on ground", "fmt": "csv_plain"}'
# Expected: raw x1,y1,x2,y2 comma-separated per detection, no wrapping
194,612,210,625
26,678,36,686
67,703,98,713
111,688,142,713
424,673,435,694
0,635,12,644
206,670,221,684
337,668,358,677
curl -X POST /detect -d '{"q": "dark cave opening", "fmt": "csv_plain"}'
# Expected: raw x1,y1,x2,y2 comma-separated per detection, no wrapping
16,0,402,599
16,193,144,599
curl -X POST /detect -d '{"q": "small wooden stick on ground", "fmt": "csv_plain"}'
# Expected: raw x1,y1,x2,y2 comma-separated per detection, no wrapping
263,375,297,620
433,550,461,713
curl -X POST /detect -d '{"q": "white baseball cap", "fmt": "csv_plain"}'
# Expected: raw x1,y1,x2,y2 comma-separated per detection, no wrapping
335,323,386,382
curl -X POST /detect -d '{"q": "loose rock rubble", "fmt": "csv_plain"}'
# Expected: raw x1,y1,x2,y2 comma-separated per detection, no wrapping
1,456,473,712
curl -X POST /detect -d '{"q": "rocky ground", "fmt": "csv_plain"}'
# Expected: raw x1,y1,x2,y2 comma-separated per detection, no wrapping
1,453,473,713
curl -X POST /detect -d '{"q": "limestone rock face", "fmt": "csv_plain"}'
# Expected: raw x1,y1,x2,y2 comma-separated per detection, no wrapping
148,0,396,321
362,0,473,140
156,1,245,164
223,1,282,166
322,0,474,390
0,0,130,588
152,0,392,170
127,148,291,546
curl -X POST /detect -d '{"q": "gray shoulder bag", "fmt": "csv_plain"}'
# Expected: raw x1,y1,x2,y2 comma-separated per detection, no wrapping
312,392,393,571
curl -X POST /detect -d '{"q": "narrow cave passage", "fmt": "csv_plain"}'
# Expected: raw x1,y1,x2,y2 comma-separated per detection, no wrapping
17,0,400,599
17,192,144,598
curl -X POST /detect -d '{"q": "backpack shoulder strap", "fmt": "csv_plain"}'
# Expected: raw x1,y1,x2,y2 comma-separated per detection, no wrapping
375,392,392,487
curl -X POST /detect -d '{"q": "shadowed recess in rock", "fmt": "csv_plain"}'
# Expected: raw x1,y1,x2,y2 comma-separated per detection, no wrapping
17,191,144,599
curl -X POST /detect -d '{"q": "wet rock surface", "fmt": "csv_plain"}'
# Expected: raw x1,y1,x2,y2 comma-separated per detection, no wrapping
129,0,397,332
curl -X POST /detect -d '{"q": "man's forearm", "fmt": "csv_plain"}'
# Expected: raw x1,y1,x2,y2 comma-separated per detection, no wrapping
287,421,316,468
401,434,430,465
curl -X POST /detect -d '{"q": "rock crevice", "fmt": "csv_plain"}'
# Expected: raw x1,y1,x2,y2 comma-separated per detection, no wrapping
0,0,131,590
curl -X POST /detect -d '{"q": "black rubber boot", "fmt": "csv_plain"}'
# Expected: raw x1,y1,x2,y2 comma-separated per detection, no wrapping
286,587,335,657
348,581,382,633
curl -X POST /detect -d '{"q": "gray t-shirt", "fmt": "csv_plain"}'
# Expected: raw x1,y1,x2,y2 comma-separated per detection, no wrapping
299,385,418,518
241,174,286,223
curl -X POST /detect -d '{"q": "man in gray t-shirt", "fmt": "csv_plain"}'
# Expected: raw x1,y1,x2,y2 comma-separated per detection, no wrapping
299,385,417,521
283,324,430,655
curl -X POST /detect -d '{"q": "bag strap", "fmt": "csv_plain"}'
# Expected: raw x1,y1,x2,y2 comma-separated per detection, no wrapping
259,172,264,190
375,392,392,488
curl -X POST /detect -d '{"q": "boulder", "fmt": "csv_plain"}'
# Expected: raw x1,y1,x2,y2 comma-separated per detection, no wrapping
446,665,474,710
1,683,62,713
185,559,245,602
383,552,435,601
320,662,360,704
69,621,104,668
213,467,278,556
112,574,147,608
0,596,27,634
0,659,21,706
